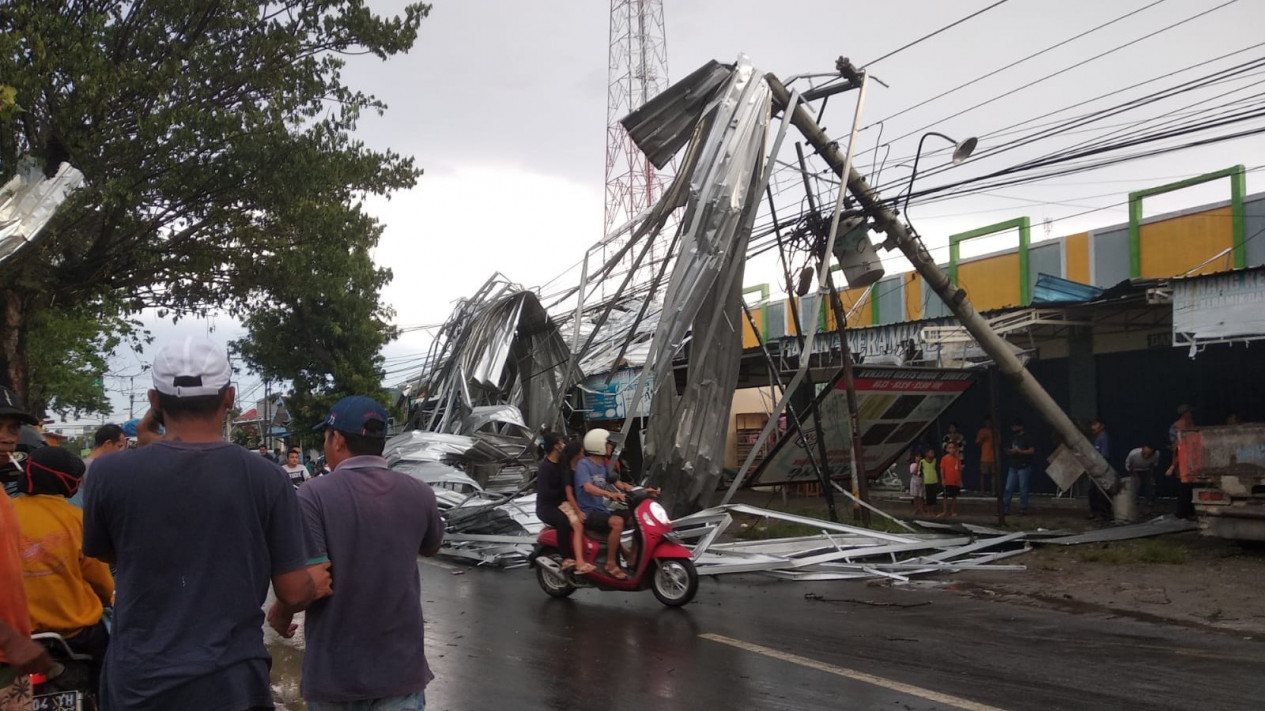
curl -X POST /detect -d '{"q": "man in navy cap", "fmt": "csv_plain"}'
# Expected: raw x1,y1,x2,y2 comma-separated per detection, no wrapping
269,395,444,711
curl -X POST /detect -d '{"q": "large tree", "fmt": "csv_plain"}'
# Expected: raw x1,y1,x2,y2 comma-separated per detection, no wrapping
232,199,400,441
0,0,425,414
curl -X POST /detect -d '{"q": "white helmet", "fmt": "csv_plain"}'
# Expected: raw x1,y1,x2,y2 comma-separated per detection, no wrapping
583,428,610,456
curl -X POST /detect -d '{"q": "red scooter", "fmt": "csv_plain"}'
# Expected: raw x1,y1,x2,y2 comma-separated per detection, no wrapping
530,489,699,607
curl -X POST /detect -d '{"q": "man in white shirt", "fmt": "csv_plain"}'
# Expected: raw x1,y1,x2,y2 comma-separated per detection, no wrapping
1125,444,1161,514
282,448,309,489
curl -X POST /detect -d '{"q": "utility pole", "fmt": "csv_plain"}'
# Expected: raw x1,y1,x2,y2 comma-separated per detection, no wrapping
824,272,871,524
766,74,1120,501
128,375,135,420
263,379,270,452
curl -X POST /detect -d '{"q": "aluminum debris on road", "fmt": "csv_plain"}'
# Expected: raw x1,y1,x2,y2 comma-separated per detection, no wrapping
1034,515,1198,546
429,498,1202,577
673,504,1030,583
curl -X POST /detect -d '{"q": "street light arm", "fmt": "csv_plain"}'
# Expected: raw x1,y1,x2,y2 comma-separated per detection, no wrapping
901,132,958,219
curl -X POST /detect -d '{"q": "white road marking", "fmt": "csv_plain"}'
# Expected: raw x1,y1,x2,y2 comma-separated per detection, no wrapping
700,633,1008,711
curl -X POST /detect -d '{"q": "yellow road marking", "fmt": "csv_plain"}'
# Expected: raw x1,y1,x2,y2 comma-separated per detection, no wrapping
700,633,1008,711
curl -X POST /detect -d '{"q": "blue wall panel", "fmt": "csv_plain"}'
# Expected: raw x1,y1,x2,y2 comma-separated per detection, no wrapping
1092,227,1131,287
876,276,904,325
1029,242,1062,299
1244,195,1265,268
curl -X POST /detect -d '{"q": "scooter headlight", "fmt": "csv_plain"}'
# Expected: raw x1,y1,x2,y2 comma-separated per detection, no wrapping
648,501,670,525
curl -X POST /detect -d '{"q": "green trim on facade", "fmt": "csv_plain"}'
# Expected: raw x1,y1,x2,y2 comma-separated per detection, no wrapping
949,217,1032,306
1127,165,1246,277
742,284,770,338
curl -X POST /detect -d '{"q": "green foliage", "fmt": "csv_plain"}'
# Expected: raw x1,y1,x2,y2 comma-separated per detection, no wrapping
229,423,258,449
232,208,399,438
0,0,427,412
0,85,18,121
26,304,144,418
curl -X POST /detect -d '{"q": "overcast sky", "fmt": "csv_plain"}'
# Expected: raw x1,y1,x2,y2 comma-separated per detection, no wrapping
77,0,1265,427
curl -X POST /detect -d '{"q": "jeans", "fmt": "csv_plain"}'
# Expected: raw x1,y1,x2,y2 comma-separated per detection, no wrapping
1003,466,1031,514
309,692,425,711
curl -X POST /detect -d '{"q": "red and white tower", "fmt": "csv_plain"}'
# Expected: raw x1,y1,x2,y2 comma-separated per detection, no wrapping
603,0,671,284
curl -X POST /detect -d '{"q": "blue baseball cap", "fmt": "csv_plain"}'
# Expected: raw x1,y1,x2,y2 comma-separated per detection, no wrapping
313,395,389,438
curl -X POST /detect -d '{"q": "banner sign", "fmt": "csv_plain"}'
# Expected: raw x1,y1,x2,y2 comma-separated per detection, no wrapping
1173,269,1265,343
580,368,654,421
748,367,976,486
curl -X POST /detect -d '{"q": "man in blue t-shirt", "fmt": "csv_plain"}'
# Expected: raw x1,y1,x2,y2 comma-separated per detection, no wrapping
574,429,635,578
268,395,444,711
83,338,318,711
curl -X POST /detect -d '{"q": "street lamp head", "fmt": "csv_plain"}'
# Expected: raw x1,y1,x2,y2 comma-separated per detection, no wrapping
922,131,977,164
901,131,979,218
951,136,978,164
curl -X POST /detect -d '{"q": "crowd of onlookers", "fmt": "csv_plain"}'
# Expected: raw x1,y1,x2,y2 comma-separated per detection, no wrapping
1,337,444,711
908,404,1240,521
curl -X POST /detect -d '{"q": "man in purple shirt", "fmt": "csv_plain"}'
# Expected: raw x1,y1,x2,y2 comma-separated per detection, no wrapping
269,396,444,711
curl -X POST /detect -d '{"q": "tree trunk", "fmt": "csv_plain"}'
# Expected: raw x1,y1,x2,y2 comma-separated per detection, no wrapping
0,289,30,406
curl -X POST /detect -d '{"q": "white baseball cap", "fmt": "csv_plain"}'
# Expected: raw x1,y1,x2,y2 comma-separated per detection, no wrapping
152,337,231,398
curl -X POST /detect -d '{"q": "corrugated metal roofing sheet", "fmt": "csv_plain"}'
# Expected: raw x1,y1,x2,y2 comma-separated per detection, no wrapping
621,60,733,169
1031,272,1104,304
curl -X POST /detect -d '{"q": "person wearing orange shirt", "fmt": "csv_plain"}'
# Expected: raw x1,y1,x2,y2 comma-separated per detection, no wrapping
14,445,114,663
940,441,964,518
975,418,998,493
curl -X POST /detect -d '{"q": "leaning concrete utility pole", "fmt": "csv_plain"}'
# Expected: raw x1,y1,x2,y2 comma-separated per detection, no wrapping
766,73,1120,503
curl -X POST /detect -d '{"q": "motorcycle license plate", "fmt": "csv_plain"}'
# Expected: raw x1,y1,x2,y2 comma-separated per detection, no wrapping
33,690,84,711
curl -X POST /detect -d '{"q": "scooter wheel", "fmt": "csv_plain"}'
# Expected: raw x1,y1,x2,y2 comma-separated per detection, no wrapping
651,558,698,607
536,558,576,598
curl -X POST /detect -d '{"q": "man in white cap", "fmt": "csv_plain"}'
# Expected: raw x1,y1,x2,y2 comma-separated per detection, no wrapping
83,337,318,711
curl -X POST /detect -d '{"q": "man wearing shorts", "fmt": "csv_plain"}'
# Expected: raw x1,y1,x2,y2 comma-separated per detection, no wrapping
574,429,634,578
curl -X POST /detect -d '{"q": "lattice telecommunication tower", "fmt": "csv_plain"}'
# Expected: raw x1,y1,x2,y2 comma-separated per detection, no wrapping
603,0,671,291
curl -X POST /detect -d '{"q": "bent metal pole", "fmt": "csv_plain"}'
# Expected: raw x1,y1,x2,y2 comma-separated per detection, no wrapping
764,73,1119,501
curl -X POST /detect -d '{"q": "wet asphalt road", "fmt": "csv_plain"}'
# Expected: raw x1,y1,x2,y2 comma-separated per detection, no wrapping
268,558,1265,711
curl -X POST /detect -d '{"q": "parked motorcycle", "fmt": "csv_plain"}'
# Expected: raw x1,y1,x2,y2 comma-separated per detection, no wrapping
530,489,699,607
29,632,98,710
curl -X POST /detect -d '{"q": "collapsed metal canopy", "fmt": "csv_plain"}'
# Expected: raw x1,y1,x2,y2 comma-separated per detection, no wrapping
406,283,573,437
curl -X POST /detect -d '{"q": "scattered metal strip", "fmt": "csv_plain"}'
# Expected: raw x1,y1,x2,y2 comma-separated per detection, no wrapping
1036,515,1197,545
832,482,919,533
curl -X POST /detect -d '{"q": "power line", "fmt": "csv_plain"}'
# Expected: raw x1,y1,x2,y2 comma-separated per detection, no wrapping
864,0,1012,68
870,58,1265,204
907,122,1265,206
860,38,1265,179
879,0,1243,149
868,0,1171,128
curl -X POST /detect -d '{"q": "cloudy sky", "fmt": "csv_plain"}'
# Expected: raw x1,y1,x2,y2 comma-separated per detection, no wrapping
81,0,1265,426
